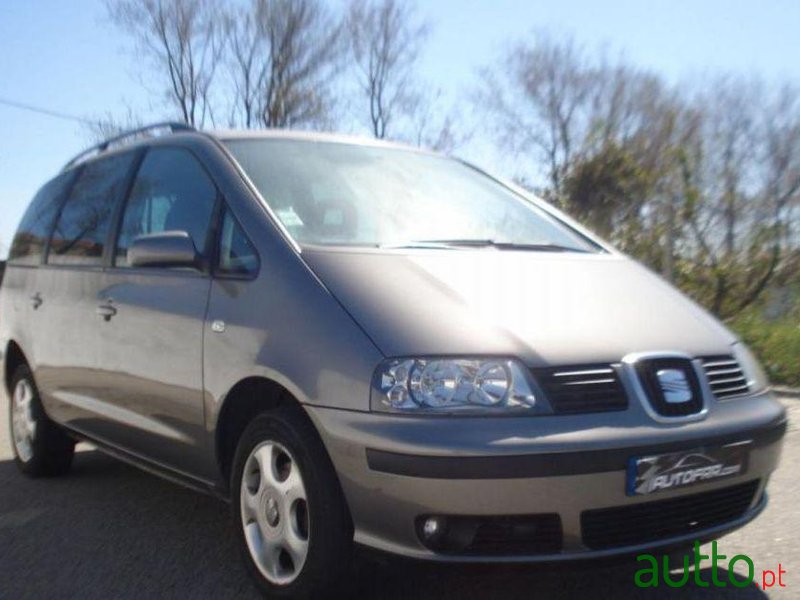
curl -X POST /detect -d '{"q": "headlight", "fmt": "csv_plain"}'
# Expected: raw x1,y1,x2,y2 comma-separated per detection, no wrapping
371,358,546,414
731,342,769,394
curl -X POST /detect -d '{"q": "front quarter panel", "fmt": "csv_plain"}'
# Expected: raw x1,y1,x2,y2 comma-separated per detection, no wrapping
203,251,384,422
199,138,384,438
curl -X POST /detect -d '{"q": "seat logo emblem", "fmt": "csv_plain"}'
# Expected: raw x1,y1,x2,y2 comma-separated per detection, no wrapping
656,369,692,404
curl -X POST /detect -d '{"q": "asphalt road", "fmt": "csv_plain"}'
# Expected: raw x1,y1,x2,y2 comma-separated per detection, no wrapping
0,392,796,599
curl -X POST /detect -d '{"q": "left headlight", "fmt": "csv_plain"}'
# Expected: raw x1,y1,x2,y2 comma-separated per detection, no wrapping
371,358,546,414
731,342,769,394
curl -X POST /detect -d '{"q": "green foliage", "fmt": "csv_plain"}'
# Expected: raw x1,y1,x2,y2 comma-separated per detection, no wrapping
562,141,799,388
563,142,654,240
562,129,793,322
672,249,779,320
729,300,800,387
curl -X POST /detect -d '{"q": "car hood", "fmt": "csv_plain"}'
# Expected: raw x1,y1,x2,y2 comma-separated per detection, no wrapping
302,249,736,366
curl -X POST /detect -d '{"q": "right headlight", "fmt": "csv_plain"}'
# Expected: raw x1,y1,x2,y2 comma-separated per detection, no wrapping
732,342,769,394
371,357,550,414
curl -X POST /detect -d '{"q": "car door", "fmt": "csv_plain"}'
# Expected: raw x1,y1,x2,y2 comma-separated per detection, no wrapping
33,152,139,429
1,170,75,394
90,147,218,479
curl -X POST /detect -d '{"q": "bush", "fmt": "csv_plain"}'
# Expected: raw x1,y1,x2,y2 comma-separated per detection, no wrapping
730,310,800,388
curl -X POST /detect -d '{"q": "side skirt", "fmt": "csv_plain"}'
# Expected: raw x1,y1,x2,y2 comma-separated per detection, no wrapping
65,428,230,502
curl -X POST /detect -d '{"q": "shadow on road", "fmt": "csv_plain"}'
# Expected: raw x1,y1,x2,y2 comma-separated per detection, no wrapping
0,450,768,599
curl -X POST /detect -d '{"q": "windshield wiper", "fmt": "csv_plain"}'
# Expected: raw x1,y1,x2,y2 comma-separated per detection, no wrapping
379,240,460,250
382,239,591,253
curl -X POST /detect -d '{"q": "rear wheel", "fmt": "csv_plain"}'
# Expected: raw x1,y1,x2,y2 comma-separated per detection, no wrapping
231,407,353,599
9,364,75,476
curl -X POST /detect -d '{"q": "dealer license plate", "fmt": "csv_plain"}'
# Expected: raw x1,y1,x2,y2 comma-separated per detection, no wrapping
626,443,749,496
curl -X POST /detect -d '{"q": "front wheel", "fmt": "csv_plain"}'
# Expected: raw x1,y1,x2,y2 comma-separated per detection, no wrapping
231,407,353,598
9,364,75,476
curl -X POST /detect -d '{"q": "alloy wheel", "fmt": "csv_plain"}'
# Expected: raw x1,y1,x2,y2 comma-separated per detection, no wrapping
240,441,310,586
11,379,37,463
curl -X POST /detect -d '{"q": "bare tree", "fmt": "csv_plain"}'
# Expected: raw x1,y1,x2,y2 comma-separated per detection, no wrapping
84,107,147,143
347,0,428,139
257,0,343,128
671,77,800,317
107,0,224,127
477,35,682,204
477,34,600,201
476,33,800,315
411,94,472,154
223,0,346,129
414,108,458,153
224,4,262,128
762,84,800,256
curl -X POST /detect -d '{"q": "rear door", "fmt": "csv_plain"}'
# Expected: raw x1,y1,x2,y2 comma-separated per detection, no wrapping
0,172,75,389
90,147,218,478
33,152,139,428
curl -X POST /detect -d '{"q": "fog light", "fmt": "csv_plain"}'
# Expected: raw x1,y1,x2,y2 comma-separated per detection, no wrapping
417,514,563,555
422,516,444,539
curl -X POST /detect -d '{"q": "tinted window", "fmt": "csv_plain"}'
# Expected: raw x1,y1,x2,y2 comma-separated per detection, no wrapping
8,173,74,265
116,148,217,267
48,153,136,266
217,208,259,276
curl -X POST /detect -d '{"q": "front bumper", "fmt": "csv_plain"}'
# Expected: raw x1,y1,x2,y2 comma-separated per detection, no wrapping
306,391,786,562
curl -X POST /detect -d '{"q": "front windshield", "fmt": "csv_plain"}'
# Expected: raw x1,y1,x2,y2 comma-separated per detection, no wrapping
224,138,598,252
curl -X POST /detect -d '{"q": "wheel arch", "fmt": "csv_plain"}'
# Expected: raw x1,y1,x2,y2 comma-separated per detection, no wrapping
214,376,315,490
4,340,29,394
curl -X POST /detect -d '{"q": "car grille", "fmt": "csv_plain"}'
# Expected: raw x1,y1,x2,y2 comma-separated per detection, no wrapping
581,480,760,550
467,514,563,555
700,356,750,400
533,364,628,414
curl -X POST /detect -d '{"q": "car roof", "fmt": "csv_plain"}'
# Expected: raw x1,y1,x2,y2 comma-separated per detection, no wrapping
209,128,435,154
61,124,438,174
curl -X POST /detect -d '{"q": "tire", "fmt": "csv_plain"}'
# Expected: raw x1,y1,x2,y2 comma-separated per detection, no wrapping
8,364,75,477
231,406,353,599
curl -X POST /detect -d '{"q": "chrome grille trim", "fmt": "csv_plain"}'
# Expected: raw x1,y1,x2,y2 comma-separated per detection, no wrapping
700,355,750,400
533,364,627,414
552,368,614,378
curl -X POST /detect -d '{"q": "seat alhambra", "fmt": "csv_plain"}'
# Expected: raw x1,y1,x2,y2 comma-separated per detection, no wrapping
0,123,786,598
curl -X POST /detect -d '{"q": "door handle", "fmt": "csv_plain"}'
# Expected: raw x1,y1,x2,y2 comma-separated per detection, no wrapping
30,293,43,310
96,302,118,322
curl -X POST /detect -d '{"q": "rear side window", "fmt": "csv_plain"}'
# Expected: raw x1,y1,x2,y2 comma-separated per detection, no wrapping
115,148,217,267
8,173,74,265
48,153,136,266
217,208,259,277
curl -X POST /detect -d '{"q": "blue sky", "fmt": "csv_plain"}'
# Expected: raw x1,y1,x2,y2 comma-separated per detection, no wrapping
2,0,799,257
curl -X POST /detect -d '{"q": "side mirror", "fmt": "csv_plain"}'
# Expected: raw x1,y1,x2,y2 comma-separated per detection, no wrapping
128,231,199,269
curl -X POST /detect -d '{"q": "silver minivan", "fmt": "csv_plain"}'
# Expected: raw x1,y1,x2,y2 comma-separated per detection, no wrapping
0,123,786,598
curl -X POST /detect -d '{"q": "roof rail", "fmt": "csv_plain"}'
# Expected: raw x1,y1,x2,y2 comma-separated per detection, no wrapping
62,121,197,171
